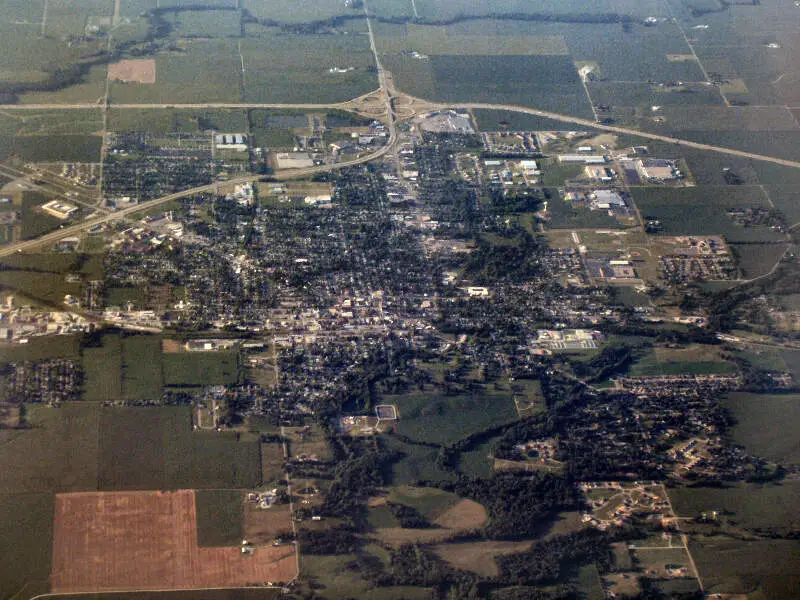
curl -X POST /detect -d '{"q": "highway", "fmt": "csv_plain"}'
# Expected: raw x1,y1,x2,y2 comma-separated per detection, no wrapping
5,91,800,258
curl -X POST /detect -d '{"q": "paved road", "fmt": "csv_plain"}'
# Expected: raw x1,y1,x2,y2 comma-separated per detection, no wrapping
454,102,800,169
0,146,393,258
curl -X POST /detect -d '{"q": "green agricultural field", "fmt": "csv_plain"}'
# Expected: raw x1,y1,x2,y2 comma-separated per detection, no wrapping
0,403,100,493
376,22,569,56
631,186,785,243
383,435,457,486
722,392,800,465
241,34,378,103
121,334,163,402
98,406,261,490
543,193,622,229
387,485,461,519
0,270,81,307
730,243,789,279
166,9,242,38
627,345,737,377
163,350,240,386
473,109,593,133
0,492,54,600
300,553,431,600
390,391,518,446
669,481,800,532
109,40,242,104
0,110,102,136
82,334,123,402
392,54,593,118
109,108,248,134
688,536,800,600
242,0,361,24
19,65,108,106
195,489,244,547
0,134,102,163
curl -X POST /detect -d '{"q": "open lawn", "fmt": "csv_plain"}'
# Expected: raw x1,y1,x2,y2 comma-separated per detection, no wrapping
390,391,518,446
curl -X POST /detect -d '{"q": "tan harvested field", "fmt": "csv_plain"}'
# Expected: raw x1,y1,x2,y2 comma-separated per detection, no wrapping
108,60,156,84
374,499,488,546
433,499,487,529
161,338,184,353
244,502,294,544
51,490,296,593
431,540,533,576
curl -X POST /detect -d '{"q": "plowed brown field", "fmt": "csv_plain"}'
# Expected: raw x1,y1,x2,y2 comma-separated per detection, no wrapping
51,490,295,593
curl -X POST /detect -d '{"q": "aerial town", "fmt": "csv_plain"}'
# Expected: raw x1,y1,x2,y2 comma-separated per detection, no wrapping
0,1,798,599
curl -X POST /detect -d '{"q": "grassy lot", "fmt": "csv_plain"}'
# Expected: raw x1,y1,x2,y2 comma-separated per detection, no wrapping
631,186,784,243
195,489,244,547
82,333,123,402
389,391,518,446
627,345,737,377
722,392,800,465
0,334,81,365
0,492,54,600
0,403,100,493
688,536,800,600
0,270,81,307
0,134,101,163
163,350,240,386
98,406,261,490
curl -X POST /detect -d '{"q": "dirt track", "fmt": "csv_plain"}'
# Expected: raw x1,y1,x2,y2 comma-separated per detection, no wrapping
51,490,296,593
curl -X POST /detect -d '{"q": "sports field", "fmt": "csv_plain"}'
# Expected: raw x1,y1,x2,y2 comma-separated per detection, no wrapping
51,490,296,593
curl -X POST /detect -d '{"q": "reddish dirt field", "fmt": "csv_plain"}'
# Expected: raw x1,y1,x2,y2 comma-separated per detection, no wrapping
108,59,156,84
51,490,296,593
